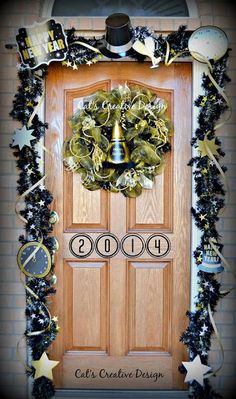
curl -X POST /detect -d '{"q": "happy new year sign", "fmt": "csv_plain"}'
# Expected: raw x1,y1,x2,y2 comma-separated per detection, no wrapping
16,19,68,69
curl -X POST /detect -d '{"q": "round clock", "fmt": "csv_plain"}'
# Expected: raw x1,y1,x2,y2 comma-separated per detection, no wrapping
188,26,228,63
17,241,52,278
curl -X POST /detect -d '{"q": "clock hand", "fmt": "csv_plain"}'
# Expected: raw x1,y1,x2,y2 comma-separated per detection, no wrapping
21,237,43,272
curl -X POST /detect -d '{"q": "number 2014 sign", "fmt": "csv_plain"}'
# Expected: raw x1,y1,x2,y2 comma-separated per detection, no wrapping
69,233,170,259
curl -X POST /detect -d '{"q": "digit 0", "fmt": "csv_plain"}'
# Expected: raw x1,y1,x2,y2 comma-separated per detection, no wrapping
104,238,111,253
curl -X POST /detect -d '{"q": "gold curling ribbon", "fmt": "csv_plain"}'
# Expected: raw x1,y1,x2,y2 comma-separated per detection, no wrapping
16,296,52,373
27,88,53,157
203,303,224,379
15,175,47,223
27,88,45,128
190,51,232,128
204,141,230,196
165,41,186,66
209,238,236,281
16,335,33,373
189,50,233,380
95,105,111,128
69,40,102,54
17,260,53,373
18,234,53,336
15,72,57,373
191,51,232,204
163,41,232,382
93,168,113,180
21,236,44,273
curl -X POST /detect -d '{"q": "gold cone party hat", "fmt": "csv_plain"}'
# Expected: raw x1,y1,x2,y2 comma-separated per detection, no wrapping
106,120,130,164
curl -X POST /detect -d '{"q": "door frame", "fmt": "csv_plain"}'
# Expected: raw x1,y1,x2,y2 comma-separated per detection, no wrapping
27,59,206,399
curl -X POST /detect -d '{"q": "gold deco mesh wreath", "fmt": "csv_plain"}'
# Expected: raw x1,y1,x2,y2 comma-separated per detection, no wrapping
63,84,172,197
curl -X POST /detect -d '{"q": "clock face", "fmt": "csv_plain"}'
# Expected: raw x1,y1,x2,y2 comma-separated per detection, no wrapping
17,242,51,278
188,26,228,62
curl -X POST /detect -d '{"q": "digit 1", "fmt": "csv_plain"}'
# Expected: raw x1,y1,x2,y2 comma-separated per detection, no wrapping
104,238,111,253
78,238,85,254
155,239,161,254
131,238,134,253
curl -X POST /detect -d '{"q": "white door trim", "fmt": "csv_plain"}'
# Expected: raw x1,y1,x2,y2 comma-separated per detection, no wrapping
191,60,208,310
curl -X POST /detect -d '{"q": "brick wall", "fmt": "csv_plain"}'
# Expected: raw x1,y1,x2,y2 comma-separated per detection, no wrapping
0,1,235,398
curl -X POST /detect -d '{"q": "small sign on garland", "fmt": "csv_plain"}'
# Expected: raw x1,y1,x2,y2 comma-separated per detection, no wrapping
16,19,68,69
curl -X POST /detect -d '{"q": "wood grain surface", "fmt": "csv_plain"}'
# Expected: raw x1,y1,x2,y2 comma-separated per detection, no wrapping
45,61,191,389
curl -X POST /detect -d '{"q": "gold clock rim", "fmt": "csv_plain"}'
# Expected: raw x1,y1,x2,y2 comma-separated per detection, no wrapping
17,241,52,278
188,25,228,63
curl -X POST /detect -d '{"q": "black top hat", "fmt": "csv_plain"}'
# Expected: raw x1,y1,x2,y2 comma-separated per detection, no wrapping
98,13,134,59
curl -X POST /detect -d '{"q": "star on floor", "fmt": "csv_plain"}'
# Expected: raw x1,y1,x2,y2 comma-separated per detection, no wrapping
182,355,211,386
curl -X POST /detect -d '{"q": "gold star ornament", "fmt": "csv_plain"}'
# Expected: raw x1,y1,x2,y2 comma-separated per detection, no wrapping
197,137,220,158
32,352,59,380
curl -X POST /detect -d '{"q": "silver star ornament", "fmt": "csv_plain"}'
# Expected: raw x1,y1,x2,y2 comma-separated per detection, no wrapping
12,126,35,150
182,355,211,386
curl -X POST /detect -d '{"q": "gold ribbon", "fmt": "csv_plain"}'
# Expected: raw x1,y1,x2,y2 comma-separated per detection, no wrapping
19,236,44,276
16,335,33,373
188,48,233,382
27,88,53,157
17,249,53,373
69,40,102,54
207,237,235,381
190,50,231,206
165,44,231,199
191,51,232,133
16,282,53,373
27,88,45,128
204,303,224,378
15,82,54,370
209,238,236,281
15,175,47,223
165,41,186,66
18,234,53,335
68,135,93,159
204,140,230,196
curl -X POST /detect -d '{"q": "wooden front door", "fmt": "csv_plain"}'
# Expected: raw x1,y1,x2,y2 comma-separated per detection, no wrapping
46,61,191,390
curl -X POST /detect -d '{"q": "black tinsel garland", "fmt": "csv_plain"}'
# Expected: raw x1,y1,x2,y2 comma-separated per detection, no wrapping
10,25,230,399
180,50,231,398
10,64,58,398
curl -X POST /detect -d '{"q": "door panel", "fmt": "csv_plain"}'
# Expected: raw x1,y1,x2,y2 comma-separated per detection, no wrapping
64,261,108,351
46,61,191,390
128,261,172,353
